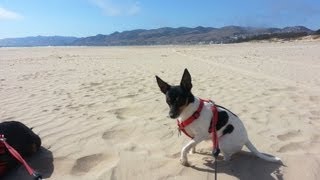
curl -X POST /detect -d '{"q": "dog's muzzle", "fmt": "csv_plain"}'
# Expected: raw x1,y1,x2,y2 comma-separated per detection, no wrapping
169,111,179,119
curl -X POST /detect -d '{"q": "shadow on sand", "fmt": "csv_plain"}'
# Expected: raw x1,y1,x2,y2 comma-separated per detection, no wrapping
3,147,54,180
190,150,284,180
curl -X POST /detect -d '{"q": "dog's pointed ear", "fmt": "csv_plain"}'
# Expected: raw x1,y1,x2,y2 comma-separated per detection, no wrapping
156,76,170,94
180,68,192,91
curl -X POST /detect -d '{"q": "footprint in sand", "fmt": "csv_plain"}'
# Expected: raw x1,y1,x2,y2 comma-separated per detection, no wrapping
71,154,105,175
277,130,301,141
277,142,303,153
102,129,125,140
52,107,61,111
90,82,102,86
109,108,126,120
309,96,320,102
309,110,320,120
107,107,141,120
310,110,320,116
102,125,137,140
165,152,180,159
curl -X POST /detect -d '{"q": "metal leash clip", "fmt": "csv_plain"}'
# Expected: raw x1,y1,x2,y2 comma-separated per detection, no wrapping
177,128,181,137
33,172,43,180
0,135,6,141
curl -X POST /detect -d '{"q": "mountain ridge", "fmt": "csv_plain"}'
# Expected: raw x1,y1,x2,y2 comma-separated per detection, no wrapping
0,26,318,47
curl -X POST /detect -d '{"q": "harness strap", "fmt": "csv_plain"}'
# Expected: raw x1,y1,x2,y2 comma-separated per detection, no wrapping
178,100,204,127
0,135,42,180
177,99,205,138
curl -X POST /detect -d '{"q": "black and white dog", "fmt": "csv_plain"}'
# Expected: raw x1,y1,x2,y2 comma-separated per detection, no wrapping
156,69,280,166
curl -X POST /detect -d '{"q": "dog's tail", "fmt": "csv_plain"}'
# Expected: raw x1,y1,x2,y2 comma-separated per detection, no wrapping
245,140,281,163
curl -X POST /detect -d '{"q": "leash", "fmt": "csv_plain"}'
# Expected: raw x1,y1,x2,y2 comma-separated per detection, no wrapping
0,135,43,180
211,104,220,180
213,148,220,180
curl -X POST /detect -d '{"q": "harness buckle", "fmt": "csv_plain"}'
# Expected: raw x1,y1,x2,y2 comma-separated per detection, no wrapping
212,148,220,158
0,135,6,142
32,172,43,180
177,128,181,137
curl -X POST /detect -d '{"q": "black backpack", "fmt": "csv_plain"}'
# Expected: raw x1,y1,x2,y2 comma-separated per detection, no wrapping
0,121,42,179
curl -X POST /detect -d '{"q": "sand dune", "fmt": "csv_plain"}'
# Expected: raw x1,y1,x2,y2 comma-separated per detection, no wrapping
1,41,320,180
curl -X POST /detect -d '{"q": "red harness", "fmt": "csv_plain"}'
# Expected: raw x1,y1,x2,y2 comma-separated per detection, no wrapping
177,99,204,138
177,99,220,152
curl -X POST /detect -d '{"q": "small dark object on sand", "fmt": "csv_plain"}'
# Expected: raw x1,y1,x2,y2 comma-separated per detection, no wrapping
0,121,41,176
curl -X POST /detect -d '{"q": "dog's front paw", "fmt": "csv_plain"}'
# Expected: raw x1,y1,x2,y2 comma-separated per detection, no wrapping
180,158,189,166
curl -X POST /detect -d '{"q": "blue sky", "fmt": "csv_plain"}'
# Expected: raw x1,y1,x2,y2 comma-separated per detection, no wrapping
0,0,319,39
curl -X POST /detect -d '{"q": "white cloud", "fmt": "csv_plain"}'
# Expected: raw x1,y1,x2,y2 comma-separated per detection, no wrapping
91,0,141,16
0,7,22,20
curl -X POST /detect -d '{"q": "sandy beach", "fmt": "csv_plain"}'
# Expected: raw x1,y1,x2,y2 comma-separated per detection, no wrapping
1,41,320,180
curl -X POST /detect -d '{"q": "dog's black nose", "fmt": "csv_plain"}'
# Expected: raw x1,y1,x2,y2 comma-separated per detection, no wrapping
169,112,178,119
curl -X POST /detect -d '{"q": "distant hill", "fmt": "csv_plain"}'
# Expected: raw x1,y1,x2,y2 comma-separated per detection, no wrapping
0,26,316,47
70,26,316,45
0,36,78,47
